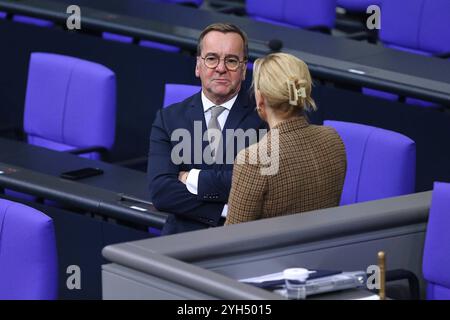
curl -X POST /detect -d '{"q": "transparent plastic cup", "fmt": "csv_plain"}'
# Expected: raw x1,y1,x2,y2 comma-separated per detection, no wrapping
284,268,309,300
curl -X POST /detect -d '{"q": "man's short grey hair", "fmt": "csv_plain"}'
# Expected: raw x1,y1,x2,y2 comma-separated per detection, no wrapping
197,23,248,60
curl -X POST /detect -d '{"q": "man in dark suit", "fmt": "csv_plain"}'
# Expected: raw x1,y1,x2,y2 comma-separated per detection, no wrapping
148,23,266,235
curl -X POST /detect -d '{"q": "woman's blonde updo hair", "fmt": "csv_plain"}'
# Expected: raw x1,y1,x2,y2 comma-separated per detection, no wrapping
253,53,316,116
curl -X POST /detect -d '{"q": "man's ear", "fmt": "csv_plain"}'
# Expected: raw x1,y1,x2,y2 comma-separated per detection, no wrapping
195,57,200,78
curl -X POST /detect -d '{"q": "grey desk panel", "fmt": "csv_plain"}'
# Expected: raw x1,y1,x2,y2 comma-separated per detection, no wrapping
47,0,388,61
105,191,430,261
102,191,430,299
1,0,449,104
0,162,168,227
0,137,150,198
9,0,443,71
353,50,450,84
0,138,168,227
102,260,280,300
103,224,425,300
103,264,217,300
283,48,450,105
197,223,426,279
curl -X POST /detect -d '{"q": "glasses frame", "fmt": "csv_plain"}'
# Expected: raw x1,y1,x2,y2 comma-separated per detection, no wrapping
200,54,247,71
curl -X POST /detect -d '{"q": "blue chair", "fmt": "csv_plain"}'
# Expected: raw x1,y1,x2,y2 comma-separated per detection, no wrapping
102,32,134,44
324,120,416,205
102,32,180,53
152,0,203,6
12,15,54,27
0,11,6,19
380,0,450,57
364,0,450,107
337,0,380,12
23,52,116,160
0,199,58,299
163,83,201,108
423,182,450,300
139,39,180,53
246,0,336,31
6,53,116,201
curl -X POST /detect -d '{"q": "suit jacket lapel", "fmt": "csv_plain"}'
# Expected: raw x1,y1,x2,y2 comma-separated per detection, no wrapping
222,90,253,133
186,93,209,167
186,92,205,125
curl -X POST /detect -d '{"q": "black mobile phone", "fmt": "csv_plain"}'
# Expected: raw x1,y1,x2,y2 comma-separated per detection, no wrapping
60,167,104,180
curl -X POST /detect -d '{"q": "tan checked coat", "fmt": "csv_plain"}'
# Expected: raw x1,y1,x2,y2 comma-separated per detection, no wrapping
225,116,346,225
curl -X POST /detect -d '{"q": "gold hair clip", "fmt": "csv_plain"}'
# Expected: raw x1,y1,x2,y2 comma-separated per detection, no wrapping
287,79,298,106
287,80,306,105
298,87,306,98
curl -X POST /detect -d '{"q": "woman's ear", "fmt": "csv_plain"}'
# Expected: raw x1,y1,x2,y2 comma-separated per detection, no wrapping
258,91,269,113
255,89,267,121
255,90,265,108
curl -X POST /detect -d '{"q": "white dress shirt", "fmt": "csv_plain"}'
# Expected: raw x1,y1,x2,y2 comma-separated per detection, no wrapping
185,91,238,217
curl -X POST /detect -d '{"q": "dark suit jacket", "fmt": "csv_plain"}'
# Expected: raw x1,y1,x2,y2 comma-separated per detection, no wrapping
148,90,265,234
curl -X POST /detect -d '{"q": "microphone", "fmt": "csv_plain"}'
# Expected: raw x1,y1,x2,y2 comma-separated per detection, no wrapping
267,39,283,52
251,38,284,53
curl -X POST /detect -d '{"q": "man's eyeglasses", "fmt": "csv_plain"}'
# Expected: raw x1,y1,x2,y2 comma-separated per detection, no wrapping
200,54,246,71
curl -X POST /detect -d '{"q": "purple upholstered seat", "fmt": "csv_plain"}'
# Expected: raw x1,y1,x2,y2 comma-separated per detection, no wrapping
102,32,134,44
337,0,380,12
12,15,54,27
365,0,450,107
24,52,116,160
163,83,201,108
246,0,336,30
152,0,203,6
423,182,450,300
0,199,58,299
381,0,450,55
102,32,180,52
0,11,6,19
324,120,416,205
139,40,180,53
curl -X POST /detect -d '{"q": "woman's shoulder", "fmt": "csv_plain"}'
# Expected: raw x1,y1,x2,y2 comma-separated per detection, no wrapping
235,142,260,166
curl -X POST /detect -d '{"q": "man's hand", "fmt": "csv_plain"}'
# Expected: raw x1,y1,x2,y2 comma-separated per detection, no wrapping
178,171,189,184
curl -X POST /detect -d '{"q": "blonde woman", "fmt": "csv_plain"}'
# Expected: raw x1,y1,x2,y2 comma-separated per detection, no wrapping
225,53,346,224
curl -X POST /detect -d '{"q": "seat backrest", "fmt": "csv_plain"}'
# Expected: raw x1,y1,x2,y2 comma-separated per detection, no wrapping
0,199,58,299
12,15,54,27
163,83,201,108
324,120,416,205
423,182,450,300
246,0,336,29
337,0,380,12
23,52,116,159
160,0,203,6
380,0,450,55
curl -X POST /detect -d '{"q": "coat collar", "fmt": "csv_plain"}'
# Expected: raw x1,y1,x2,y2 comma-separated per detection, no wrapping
272,116,309,134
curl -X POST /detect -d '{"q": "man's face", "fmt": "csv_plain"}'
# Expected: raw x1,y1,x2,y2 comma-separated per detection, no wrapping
196,31,247,105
